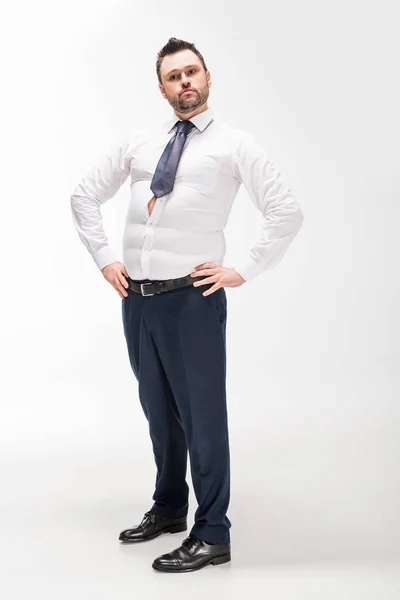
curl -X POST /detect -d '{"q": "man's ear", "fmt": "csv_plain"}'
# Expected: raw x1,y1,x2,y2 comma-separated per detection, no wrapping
158,83,166,98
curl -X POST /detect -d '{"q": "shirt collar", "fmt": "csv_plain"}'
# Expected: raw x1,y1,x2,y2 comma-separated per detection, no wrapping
165,106,214,134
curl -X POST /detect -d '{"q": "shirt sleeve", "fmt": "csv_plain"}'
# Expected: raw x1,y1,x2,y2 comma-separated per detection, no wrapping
70,136,133,271
232,131,304,282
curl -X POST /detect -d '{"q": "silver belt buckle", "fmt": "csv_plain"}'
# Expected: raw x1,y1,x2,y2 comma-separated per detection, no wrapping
141,282,154,296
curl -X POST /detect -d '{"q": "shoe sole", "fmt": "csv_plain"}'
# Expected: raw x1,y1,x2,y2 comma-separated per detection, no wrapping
152,551,231,572
119,522,187,543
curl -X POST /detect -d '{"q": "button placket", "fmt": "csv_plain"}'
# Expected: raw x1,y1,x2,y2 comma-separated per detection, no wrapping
141,189,169,279
146,194,167,225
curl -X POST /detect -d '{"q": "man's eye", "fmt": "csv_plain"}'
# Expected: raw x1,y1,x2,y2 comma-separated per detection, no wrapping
170,70,196,80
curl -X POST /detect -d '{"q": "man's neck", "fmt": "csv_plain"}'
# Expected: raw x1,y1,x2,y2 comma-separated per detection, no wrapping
174,104,209,121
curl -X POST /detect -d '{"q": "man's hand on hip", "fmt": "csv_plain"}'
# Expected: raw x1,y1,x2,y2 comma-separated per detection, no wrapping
101,262,130,299
190,262,246,296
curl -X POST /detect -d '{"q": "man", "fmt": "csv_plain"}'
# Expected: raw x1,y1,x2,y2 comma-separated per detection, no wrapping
70,37,303,573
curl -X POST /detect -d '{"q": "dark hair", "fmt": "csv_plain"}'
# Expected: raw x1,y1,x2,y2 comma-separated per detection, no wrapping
156,37,208,84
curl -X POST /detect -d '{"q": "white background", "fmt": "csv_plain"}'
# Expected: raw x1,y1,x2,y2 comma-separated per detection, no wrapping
1,0,399,597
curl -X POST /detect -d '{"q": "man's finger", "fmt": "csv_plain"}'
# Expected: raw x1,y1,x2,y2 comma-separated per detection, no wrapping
191,267,216,277
117,271,129,289
117,284,128,297
195,262,215,270
114,284,124,299
114,276,128,297
202,283,221,296
193,276,217,287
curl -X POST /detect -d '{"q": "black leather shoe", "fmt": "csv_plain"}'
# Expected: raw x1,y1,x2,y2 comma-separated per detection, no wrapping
119,510,187,543
152,534,231,572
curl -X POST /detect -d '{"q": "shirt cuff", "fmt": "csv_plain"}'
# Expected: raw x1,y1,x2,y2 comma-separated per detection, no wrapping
234,257,262,282
92,246,118,271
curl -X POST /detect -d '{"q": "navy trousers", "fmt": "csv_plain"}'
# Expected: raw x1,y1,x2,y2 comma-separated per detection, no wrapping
121,276,231,545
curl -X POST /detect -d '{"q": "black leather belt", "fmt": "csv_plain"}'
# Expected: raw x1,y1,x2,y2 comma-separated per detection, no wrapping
126,274,208,296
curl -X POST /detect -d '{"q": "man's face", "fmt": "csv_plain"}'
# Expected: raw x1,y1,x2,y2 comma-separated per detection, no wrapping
159,50,211,114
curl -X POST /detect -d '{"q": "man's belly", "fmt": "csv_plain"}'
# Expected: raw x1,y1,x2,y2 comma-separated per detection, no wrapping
147,195,157,217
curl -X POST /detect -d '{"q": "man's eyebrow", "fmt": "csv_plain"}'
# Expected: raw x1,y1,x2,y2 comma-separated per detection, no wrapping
165,65,199,77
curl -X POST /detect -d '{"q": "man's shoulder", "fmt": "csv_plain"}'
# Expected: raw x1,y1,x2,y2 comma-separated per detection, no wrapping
212,118,270,163
212,117,255,145
125,123,157,145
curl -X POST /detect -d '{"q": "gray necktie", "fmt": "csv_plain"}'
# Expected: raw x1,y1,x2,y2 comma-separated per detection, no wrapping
150,119,195,198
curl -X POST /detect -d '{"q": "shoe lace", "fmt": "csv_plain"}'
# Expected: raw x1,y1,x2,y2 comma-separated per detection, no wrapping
181,534,200,551
141,510,156,525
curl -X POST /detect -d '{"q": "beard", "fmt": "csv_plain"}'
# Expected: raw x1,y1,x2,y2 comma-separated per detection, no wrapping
168,85,209,114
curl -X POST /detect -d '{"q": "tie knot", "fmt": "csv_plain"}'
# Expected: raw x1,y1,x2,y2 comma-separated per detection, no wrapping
176,120,195,135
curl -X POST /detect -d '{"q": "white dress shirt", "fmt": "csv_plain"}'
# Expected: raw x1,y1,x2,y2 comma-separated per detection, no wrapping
70,106,303,282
